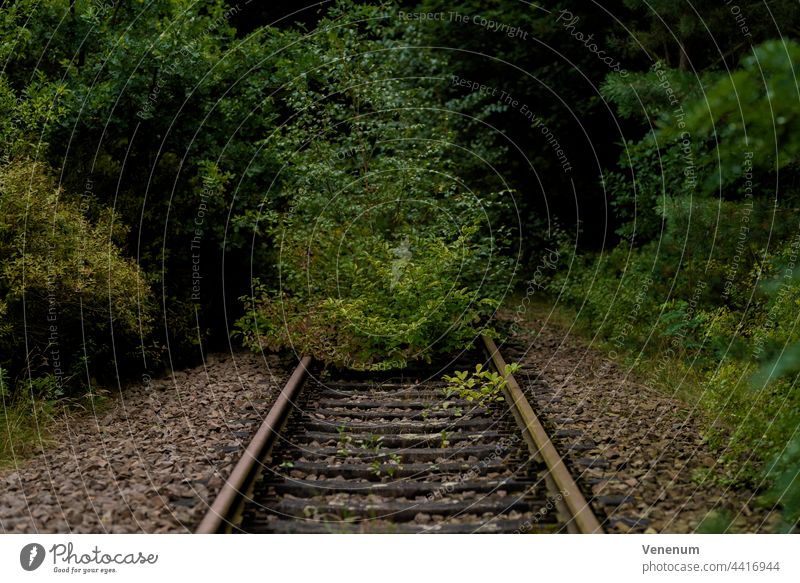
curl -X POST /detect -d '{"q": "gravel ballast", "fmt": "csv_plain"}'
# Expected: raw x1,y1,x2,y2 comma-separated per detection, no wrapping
1,315,780,534
500,307,782,533
0,351,289,533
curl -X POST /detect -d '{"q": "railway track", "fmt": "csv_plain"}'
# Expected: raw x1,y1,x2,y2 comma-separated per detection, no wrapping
196,337,602,534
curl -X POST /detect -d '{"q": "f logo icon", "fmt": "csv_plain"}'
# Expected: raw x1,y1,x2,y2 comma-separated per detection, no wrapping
20,543,46,571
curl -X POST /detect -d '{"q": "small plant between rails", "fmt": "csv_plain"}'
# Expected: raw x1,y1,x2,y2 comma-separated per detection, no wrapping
441,362,521,407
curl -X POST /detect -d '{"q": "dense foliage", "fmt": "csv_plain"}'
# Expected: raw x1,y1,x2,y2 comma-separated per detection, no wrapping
233,5,511,367
548,37,800,528
1,0,798,527
0,157,153,396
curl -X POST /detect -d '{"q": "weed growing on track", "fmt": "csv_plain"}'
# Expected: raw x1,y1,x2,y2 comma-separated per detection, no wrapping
441,363,519,408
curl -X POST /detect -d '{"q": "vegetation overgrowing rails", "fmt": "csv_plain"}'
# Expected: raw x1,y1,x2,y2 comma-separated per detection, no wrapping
0,0,798,529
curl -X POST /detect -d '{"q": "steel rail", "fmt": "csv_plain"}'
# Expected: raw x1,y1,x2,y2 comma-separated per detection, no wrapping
195,355,312,534
482,335,604,534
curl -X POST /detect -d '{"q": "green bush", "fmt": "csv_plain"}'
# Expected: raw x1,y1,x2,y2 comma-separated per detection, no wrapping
0,158,155,395
238,226,498,369
233,4,509,368
555,40,800,528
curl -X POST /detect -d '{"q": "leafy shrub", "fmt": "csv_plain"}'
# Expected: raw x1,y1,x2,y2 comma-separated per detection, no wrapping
238,226,498,368
659,40,800,193
233,4,510,369
1,0,295,363
762,434,800,531
555,40,800,527
0,158,155,395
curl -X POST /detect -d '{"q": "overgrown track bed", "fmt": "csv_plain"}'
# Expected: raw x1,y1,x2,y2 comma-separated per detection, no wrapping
197,340,602,534
500,310,784,533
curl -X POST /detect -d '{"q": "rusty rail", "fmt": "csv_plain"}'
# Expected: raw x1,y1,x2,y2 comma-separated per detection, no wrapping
482,335,604,534
199,342,601,534
195,355,312,534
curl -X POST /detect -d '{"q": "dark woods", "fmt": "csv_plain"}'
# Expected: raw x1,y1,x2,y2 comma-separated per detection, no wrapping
1,0,799,528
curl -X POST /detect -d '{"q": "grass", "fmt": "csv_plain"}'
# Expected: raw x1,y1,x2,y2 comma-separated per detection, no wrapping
0,379,113,470
0,397,56,470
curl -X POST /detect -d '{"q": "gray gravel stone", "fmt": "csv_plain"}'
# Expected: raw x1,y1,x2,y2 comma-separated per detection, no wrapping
502,308,782,533
0,351,289,533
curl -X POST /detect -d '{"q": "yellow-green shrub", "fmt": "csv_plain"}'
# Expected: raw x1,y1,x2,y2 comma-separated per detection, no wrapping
0,158,155,395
